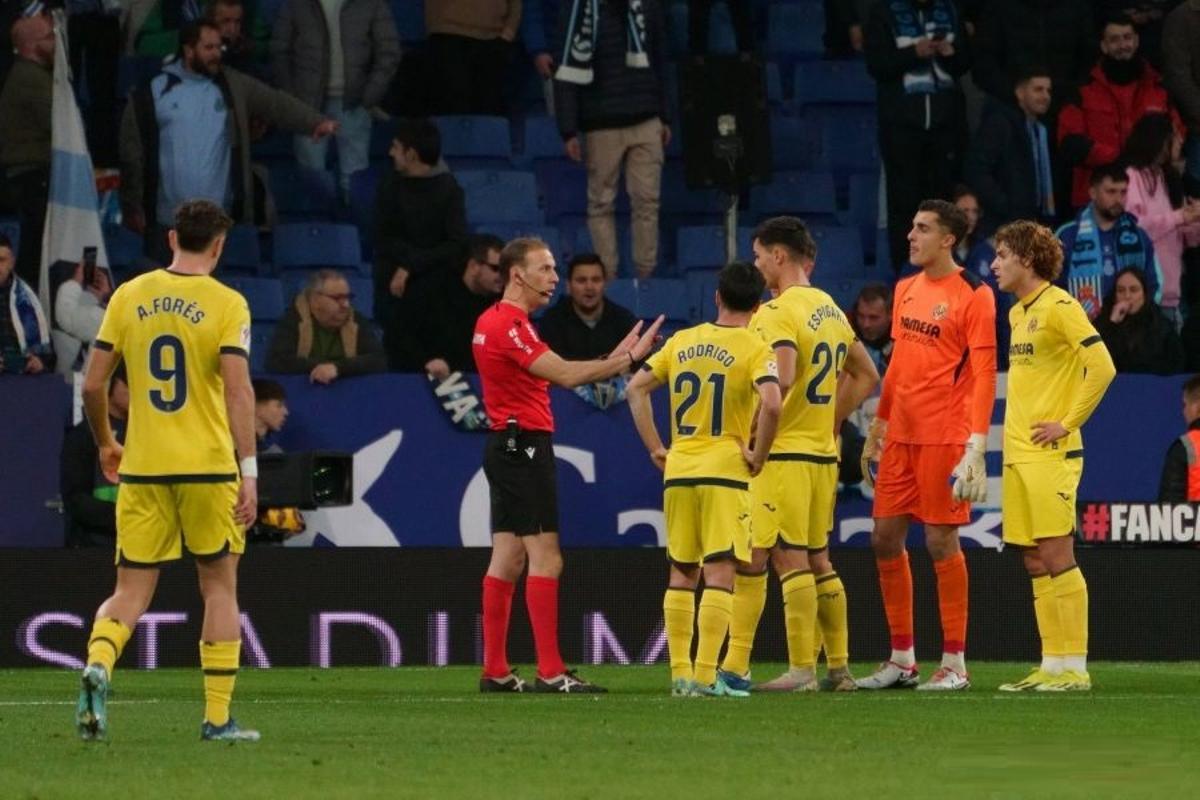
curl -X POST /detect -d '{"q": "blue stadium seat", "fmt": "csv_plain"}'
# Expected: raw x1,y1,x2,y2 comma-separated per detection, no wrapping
843,171,880,258
268,165,338,221
749,170,837,220
660,162,728,221
685,269,720,322
816,107,879,173
482,223,564,261
607,278,691,321
274,223,362,270
705,1,740,54
348,166,383,261
821,277,871,313
770,110,819,170
250,322,274,374
116,55,163,99
102,224,143,268
794,60,875,107
369,120,394,163
766,62,785,105
874,227,892,274
435,116,513,169
218,224,263,274
666,1,689,58
766,2,825,61
225,277,286,322
0,216,19,257
391,0,425,43
520,115,567,164
457,170,542,225
810,224,866,279
572,225,634,278
676,225,754,271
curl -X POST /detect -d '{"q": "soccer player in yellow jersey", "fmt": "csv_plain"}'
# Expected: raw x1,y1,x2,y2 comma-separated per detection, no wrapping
74,201,261,741
991,220,1116,692
627,261,782,697
718,217,880,693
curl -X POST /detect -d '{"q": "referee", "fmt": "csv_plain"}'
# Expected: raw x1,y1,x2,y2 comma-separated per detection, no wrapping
473,237,663,693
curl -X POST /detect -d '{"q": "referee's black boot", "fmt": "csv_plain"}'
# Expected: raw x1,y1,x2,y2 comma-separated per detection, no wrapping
533,669,608,694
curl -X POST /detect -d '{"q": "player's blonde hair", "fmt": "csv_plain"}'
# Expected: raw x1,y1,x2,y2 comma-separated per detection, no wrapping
994,220,1063,282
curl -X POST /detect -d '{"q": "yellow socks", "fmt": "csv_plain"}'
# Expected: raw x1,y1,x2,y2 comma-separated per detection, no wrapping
815,571,849,670
780,570,817,672
1031,574,1064,671
720,570,767,676
694,589,734,686
1052,566,1089,671
662,588,696,682
200,640,241,726
86,618,132,677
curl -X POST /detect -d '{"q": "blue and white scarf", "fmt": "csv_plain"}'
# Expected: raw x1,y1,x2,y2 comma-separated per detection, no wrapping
556,0,649,86
6,275,52,358
887,0,957,95
1066,205,1147,318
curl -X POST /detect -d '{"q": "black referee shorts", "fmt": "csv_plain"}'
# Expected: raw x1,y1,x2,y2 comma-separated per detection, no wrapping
482,431,559,536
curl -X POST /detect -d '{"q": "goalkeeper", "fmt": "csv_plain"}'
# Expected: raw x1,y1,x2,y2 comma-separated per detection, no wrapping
856,200,997,692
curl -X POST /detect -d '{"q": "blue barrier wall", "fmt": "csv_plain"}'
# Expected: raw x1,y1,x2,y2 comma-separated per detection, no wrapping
0,373,1186,548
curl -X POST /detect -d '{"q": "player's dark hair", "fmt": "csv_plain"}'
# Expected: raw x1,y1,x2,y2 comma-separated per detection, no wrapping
566,253,605,279
717,260,766,312
0,232,11,252
916,199,969,247
752,216,817,263
392,117,441,166
1183,374,1200,401
109,360,128,395
1090,162,1129,187
855,282,893,312
467,233,505,267
252,378,287,404
994,220,1064,282
173,199,233,253
178,18,220,54
499,237,551,286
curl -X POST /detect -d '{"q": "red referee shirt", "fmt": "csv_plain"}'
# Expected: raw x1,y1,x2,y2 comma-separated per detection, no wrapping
473,301,555,432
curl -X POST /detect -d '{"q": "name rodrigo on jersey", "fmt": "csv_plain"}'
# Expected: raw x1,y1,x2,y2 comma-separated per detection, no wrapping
676,342,736,367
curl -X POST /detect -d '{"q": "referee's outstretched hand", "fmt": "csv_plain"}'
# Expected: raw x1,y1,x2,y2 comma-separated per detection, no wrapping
622,314,666,364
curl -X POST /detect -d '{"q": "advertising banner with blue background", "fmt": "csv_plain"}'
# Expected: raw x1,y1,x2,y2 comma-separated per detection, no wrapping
0,373,1185,548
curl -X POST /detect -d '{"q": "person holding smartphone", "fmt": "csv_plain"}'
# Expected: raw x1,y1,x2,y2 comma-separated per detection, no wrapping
53,246,114,374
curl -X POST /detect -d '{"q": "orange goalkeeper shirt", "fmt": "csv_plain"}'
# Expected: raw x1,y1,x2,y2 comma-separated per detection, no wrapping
878,266,997,445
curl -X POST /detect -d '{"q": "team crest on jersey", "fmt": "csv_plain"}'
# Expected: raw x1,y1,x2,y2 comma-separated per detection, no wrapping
1027,317,1039,334
931,302,949,321
766,359,779,377
240,324,251,350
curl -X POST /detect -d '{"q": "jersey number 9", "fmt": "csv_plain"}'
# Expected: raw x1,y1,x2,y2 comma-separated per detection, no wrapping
149,334,188,412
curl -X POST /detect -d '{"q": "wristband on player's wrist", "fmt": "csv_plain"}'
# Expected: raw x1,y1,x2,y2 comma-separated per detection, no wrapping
239,456,258,479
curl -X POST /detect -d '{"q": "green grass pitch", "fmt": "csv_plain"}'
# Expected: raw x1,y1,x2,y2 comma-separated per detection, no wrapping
2,663,1198,799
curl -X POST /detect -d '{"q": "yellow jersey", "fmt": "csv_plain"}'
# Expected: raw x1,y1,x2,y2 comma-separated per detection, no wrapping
94,269,251,481
751,284,856,457
645,322,778,484
1004,283,1115,464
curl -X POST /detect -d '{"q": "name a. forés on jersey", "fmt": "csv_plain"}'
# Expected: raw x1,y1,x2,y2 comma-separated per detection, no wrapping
136,296,206,324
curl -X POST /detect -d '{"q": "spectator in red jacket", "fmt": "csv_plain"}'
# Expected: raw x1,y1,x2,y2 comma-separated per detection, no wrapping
1058,13,1182,210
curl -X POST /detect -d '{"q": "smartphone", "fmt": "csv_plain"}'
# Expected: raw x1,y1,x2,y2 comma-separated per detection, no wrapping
83,246,97,287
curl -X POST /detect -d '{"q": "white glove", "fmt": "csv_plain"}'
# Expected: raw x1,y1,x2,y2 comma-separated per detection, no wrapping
860,417,887,489
951,433,988,503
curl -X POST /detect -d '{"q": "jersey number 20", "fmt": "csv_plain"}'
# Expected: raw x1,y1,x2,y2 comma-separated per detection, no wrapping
805,342,847,405
149,335,188,412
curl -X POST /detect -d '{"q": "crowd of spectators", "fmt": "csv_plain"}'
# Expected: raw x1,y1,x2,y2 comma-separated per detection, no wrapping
6,0,1200,387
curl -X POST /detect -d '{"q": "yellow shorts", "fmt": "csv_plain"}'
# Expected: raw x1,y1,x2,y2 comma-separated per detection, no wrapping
664,482,752,565
750,457,838,551
115,481,246,566
1001,458,1083,547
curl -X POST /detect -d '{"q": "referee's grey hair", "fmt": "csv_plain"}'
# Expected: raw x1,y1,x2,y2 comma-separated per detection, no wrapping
305,269,346,295
499,237,551,285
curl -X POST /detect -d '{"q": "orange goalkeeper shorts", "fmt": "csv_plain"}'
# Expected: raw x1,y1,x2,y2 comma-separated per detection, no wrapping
872,442,970,526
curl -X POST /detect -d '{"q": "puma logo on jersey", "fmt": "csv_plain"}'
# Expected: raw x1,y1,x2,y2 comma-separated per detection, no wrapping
763,503,777,513
1057,492,1071,502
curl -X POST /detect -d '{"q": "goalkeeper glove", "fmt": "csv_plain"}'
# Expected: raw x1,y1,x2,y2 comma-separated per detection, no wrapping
950,433,988,503
860,417,887,489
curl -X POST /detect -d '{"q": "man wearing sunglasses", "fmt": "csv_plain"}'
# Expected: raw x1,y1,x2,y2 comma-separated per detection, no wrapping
265,268,386,383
